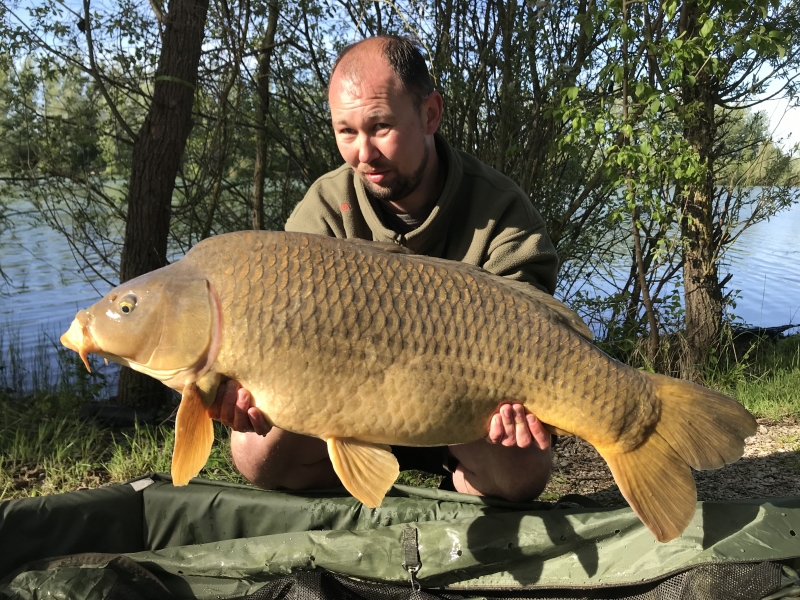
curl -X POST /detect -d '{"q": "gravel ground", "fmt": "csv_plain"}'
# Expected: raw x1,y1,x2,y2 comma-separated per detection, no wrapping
543,418,800,505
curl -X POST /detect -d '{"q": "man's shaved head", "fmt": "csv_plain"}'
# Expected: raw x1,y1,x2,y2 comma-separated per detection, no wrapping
331,36,434,110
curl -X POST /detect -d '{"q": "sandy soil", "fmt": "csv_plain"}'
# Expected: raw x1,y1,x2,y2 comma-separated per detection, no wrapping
543,418,800,505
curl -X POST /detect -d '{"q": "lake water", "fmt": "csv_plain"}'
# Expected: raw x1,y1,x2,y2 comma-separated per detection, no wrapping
2,195,799,390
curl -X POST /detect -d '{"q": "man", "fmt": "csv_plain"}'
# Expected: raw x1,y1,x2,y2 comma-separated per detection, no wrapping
209,35,559,502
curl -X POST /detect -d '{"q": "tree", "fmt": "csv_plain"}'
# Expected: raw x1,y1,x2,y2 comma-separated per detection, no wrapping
3,0,798,399
115,0,212,408
560,0,800,377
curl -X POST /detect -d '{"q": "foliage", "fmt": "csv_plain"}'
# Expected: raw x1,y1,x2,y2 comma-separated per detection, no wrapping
0,0,799,380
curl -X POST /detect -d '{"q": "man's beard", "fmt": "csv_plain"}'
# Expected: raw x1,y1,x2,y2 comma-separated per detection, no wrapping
361,143,429,204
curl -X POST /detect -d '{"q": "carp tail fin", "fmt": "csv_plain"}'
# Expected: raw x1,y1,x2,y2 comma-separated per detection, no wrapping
597,432,696,543
172,379,217,486
598,373,756,542
327,438,399,508
648,372,757,470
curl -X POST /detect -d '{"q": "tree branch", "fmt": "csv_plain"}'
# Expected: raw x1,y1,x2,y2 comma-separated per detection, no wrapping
82,0,138,143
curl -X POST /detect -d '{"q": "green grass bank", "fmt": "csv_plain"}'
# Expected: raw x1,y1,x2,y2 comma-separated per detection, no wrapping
1,333,799,502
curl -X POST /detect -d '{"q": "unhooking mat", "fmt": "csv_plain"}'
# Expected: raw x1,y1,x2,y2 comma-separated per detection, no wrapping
1,474,799,599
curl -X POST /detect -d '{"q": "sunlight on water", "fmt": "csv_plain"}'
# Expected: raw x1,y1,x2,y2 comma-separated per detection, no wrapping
723,203,800,326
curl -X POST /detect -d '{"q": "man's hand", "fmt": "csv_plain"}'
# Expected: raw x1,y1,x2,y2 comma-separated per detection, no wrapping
207,380,271,436
487,403,551,450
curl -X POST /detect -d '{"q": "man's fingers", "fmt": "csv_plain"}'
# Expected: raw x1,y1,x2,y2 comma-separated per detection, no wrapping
247,406,271,436
220,381,238,427
528,414,552,450
207,390,222,420
513,404,533,448
233,388,255,432
488,413,504,443
500,404,516,446
487,402,552,451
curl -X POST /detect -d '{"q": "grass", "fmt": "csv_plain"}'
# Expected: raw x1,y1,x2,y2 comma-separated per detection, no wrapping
0,328,245,501
707,334,800,421
1,329,799,503
0,394,246,502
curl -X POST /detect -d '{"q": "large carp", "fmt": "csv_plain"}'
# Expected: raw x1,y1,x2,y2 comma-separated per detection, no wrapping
61,231,756,542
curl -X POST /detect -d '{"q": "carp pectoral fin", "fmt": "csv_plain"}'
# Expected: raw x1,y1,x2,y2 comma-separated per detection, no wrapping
543,423,574,437
172,377,219,486
597,432,696,543
327,438,399,508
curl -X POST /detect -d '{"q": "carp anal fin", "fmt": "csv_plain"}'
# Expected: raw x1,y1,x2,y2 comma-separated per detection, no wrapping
597,432,696,543
327,438,399,508
543,423,574,437
172,378,218,486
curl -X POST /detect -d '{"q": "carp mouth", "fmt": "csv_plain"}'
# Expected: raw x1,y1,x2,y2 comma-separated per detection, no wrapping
60,313,102,372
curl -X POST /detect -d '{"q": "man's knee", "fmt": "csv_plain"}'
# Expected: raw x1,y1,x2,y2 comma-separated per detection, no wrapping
230,430,277,487
449,443,553,502
230,428,338,490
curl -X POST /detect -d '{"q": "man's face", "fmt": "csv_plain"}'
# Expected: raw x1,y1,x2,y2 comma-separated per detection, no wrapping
329,64,430,203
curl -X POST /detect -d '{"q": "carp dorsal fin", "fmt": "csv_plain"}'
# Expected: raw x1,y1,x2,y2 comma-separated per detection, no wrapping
403,253,594,342
327,438,399,508
342,237,416,255
501,278,594,341
338,236,592,341
172,373,220,486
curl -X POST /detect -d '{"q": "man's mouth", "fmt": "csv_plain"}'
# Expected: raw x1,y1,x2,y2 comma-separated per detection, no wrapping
361,169,390,184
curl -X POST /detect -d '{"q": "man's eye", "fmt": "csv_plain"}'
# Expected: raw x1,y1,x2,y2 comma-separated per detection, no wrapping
375,123,390,131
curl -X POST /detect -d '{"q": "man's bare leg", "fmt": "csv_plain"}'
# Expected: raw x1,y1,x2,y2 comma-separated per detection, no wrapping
230,429,340,490
211,382,339,490
448,404,553,502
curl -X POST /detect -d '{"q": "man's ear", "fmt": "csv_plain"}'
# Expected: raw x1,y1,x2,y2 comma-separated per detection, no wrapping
423,91,443,135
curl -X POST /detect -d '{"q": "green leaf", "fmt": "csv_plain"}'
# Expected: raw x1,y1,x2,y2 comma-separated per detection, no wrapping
566,86,579,100
700,19,714,38
595,118,605,134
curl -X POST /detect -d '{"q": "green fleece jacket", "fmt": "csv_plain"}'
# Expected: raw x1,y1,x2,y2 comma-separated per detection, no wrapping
285,134,558,294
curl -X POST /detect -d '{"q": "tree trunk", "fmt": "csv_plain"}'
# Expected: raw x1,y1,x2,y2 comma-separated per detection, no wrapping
493,0,518,172
679,0,722,380
251,0,280,231
116,0,210,409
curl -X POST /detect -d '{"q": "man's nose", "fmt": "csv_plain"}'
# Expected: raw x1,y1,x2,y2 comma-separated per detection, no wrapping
358,135,380,164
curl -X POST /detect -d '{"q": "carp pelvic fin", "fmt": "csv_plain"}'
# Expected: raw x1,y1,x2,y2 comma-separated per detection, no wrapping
327,438,399,508
172,376,220,486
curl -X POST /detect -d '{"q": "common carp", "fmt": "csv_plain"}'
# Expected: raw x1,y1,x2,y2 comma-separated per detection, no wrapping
61,231,756,542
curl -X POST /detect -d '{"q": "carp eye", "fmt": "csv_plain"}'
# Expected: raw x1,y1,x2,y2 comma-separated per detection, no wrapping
119,294,137,315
